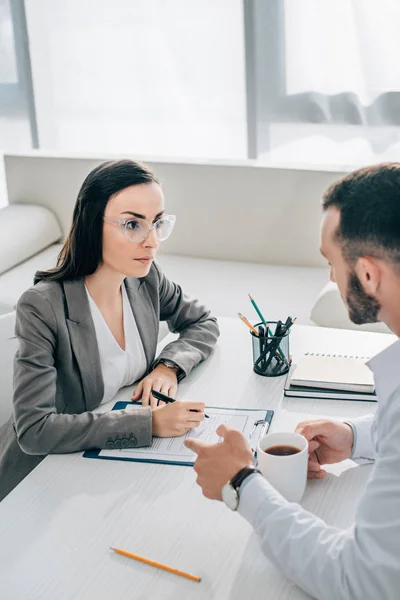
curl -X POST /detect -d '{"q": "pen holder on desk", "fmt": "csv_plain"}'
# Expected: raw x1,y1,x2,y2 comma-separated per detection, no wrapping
251,321,290,377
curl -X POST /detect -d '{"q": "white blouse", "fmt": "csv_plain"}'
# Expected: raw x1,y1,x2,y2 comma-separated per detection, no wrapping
85,283,147,404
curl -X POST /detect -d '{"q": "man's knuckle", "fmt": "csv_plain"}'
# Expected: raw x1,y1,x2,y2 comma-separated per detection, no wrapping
300,424,311,436
229,430,241,442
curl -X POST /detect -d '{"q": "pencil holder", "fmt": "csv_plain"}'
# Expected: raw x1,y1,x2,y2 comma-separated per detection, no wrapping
251,321,290,377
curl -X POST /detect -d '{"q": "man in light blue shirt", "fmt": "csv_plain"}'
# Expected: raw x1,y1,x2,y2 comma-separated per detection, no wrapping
185,163,400,599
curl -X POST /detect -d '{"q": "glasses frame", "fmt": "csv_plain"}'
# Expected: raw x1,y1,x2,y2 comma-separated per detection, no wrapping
103,214,176,243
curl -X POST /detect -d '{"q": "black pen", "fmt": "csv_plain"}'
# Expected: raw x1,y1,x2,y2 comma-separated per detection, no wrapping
151,390,209,418
258,325,266,369
274,320,284,337
281,316,297,336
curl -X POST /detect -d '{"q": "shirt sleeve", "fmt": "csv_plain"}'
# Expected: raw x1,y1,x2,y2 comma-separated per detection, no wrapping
237,406,400,600
347,414,375,461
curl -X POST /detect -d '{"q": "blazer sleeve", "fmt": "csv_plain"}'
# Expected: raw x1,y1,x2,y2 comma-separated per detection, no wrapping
152,262,219,378
13,289,152,456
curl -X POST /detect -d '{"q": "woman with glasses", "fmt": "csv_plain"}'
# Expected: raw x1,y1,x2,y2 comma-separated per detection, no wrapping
0,160,219,500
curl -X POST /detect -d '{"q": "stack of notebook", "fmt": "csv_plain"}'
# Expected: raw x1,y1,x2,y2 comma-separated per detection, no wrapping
284,353,377,401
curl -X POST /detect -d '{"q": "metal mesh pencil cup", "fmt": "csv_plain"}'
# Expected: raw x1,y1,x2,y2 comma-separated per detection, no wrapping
251,321,290,377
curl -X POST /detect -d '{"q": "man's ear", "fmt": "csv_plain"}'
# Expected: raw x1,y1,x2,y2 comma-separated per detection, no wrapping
354,257,382,294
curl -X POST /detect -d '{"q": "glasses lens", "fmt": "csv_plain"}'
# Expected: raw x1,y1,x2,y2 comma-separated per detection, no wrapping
154,216,175,241
124,215,176,242
124,219,146,242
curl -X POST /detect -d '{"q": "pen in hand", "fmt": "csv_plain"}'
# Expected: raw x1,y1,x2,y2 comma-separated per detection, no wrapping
151,390,210,418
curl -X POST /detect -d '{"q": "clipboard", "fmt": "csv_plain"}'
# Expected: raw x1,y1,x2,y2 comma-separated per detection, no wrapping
83,402,274,467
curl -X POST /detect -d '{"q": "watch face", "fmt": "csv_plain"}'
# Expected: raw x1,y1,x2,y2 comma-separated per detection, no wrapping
221,483,239,511
161,360,177,370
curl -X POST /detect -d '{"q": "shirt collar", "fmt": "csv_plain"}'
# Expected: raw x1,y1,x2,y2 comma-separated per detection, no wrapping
367,338,400,405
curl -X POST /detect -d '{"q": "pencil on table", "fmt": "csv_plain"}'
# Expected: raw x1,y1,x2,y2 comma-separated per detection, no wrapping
110,547,201,583
237,312,259,335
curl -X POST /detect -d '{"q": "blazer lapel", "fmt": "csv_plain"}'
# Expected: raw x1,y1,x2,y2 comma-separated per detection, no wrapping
124,278,158,371
63,279,104,411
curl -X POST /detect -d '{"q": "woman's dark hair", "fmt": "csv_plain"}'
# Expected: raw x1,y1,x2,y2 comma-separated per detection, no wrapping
322,162,400,266
35,160,159,283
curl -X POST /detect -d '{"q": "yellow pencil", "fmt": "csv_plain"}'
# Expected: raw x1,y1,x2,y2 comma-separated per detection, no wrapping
110,547,201,583
237,312,259,335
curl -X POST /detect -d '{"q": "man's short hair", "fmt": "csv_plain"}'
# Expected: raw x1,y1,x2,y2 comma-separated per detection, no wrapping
322,163,400,266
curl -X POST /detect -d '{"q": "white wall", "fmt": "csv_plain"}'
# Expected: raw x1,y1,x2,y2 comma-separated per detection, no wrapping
0,117,32,207
25,0,247,160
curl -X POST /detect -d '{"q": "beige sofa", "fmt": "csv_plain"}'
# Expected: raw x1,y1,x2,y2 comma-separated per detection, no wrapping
0,152,389,334
0,153,329,325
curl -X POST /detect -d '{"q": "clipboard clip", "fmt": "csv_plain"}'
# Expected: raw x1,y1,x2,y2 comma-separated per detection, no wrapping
248,418,270,455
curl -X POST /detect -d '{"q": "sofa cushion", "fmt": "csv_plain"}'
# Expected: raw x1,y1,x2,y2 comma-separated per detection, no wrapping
310,281,391,334
1,249,327,325
0,204,62,276
0,243,62,313
158,254,328,326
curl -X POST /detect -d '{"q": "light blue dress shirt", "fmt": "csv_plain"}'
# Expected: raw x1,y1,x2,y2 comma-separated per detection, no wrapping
238,339,400,599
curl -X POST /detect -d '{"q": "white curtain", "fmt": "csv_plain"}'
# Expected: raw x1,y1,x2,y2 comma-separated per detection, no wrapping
0,0,18,83
254,0,400,164
25,0,247,159
0,0,32,206
284,0,400,113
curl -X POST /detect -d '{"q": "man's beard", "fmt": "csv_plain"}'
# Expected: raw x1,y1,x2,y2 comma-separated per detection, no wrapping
346,271,381,325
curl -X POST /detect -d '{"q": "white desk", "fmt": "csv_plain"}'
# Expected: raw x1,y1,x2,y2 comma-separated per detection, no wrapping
0,320,395,600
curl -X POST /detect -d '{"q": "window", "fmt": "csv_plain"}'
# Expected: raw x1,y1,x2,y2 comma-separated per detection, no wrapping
249,0,400,164
25,0,248,159
0,0,36,151
2,0,400,165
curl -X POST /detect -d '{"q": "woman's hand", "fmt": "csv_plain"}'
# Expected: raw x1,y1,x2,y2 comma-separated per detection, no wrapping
295,419,354,479
132,364,178,407
152,400,205,437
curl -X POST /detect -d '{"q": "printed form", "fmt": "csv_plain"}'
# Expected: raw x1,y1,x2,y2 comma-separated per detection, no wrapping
99,406,268,464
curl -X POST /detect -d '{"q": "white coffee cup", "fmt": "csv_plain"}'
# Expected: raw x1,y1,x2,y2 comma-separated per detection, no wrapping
257,431,308,503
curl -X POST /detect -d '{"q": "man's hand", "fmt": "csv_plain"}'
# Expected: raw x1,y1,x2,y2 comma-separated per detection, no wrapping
184,425,254,500
132,364,178,407
295,419,354,479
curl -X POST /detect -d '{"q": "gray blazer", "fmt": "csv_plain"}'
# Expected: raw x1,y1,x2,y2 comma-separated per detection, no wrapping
0,262,219,501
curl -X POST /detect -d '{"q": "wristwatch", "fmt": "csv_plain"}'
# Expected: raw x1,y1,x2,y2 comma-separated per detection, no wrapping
221,466,261,511
156,359,180,372
154,359,186,381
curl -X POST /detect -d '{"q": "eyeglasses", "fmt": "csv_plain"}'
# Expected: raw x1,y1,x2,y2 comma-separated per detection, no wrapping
103,214,176,243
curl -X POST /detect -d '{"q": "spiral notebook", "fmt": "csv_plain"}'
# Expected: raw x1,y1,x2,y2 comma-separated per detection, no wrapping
287,353,376,397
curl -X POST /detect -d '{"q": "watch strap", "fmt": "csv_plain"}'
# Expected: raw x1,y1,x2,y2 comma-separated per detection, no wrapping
157,359,179,371
230,466,261,491
154,359,185,382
